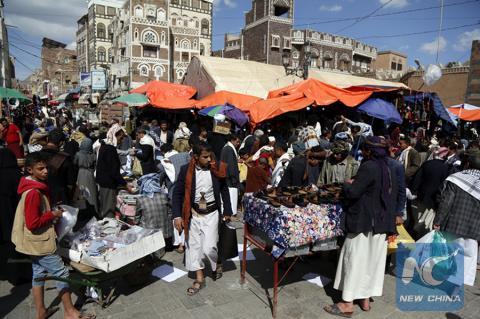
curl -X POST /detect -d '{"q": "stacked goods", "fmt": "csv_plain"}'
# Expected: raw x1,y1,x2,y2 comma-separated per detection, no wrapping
254,184,343,208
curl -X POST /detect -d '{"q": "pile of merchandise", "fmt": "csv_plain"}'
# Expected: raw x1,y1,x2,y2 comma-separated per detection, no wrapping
254,184,343,208
61,218,157,258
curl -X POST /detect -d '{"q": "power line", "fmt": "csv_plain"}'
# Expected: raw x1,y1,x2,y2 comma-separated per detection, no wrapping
335,0,394,33
295,0,480,27
10,39,42,50
357,22,480,39
9,43,76,69
9,34,42,49
11,55,36,73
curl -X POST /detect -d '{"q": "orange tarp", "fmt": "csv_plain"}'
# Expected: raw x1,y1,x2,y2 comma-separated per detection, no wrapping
130,80,197,109
248,93,314,125
268,78,373,107
344,86,400,93
195,90,262,112
448,108,480,121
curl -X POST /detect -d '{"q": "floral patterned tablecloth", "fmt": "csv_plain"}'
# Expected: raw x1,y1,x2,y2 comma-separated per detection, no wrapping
243,194,344,258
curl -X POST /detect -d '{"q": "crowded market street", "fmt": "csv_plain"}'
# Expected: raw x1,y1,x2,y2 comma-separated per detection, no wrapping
2,234,479,319
2,0,480,319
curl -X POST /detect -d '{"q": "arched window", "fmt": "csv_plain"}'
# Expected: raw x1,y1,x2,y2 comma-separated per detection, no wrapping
97,23,106,38
143,30,157,43
134,5,143,17
175,37,179,47
146,7,155,18
201,19,209,35
183,15,189,27
108,48,113,63
157,8,166,21
193,39,198,50
161,31,166,44
180,39,190,50
310,49,319,68
154,65,164,78
171,13,178,25
176,69,185,80
139,65,149,76
97,47,106,62
200,43,205,55
134,28,139,41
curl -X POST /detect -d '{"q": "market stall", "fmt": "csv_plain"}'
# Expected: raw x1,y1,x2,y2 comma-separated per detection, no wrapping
448,103,480,122
240,186,344,317
44,217,166,307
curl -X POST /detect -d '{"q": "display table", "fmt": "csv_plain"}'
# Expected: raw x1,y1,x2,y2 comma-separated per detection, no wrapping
240,194,344,317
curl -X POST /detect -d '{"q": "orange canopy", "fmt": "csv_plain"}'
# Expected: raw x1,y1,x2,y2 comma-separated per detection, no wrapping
248,93,314,125
344,86,400,93
130,80,197,109
448,108,480,121
268,78,373,107
195,90,262,112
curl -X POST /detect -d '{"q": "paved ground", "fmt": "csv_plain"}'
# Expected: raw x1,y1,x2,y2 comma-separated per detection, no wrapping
1,228,479,319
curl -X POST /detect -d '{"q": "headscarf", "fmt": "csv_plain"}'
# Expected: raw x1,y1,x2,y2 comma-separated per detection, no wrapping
364,136,391,220
79,137,94,154
331,141,349,155
29,131,48,146
75,138,95,169
433,147,449,160
174,122,191,140
106,123,124,146
28,131,48,153
70,131,86,145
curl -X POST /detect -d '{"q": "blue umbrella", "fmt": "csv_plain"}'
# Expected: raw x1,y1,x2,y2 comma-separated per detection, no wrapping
358,98,402,124
198,103,249,127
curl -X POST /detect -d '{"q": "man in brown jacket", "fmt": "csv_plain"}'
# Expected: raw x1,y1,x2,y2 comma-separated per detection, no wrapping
398,135,421,182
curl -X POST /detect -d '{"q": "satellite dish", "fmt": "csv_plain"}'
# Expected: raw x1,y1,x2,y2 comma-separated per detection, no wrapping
7,98,20,109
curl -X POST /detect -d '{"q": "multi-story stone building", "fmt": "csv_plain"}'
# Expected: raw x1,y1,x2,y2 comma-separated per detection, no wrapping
373,50,408,80
214,0,377,74
76,0,124,74
41,38,78,96
108,0,213,91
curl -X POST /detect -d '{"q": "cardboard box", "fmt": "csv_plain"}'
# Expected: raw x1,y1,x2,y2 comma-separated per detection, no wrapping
213,120,231,135
59,230,165,273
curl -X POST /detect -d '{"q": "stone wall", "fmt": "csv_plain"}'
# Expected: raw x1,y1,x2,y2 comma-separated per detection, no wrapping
407,67,470,106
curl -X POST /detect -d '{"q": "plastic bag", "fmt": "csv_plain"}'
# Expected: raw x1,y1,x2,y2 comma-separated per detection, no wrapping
423,64,442,86
218,221,238,260
405,230,458,285
55,205,79,241
431,231,457,278
132,157,143,176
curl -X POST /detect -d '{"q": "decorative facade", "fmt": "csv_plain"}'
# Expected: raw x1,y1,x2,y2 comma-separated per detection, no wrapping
108,0,213,91
76,0,124,74
214,0,377,74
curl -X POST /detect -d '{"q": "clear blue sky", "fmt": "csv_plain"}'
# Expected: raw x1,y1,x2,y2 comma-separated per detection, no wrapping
5,0,480,80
